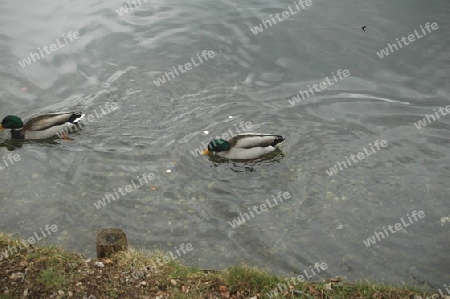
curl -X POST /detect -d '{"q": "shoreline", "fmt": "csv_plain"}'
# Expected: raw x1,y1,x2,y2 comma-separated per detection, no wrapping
0,231,439,299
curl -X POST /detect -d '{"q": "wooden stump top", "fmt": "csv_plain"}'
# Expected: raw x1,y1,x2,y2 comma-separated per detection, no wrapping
96,228,128,258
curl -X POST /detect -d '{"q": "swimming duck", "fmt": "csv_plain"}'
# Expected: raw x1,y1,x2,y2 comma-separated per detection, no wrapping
0,112,85,140
201,133,285,160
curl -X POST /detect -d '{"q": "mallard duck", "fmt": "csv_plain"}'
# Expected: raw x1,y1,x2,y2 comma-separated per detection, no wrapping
0,112,85,140
201,133,285,160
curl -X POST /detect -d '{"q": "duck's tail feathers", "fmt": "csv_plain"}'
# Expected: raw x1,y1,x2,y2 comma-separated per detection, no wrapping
271,136,285,148
68,113,85,124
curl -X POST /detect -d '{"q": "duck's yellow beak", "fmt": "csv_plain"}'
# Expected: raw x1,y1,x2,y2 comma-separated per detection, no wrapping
201,149,210,155
0,125,3,131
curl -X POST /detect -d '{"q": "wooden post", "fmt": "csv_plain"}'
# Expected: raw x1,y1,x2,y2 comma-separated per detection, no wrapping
96,228,128,258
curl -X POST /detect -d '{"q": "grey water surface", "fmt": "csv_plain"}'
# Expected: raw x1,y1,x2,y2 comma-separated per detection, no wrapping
1,0,449,290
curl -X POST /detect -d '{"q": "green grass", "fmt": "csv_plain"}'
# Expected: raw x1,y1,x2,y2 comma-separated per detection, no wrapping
106,283,120,299
37,267,67,288
223,265,284,294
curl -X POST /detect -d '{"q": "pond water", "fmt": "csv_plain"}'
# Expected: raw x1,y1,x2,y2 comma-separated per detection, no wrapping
1,0,449,290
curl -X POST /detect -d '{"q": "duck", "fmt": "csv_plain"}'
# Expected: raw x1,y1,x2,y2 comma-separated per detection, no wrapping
0,112,85,140
201,133,285,160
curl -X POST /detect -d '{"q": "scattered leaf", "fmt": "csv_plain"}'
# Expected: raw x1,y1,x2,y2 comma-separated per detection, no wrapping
156,290,168,299
10,272,25,279
220,286,230,298
102,258,113,265
308,286,319,295
328,276,343,283
182,285,190,293
19,261,28,267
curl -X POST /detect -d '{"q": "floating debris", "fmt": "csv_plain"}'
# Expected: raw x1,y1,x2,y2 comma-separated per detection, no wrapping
440,216,450,225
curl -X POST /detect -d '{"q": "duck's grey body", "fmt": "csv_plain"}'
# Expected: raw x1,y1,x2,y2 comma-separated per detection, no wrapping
9,112,84,140
207,133,285,160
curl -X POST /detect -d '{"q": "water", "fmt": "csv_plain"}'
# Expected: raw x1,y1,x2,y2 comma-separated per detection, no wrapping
1,0,449,290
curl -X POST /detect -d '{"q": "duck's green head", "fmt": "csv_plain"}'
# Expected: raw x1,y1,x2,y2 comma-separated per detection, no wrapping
0,115,24,131
201,139,230,155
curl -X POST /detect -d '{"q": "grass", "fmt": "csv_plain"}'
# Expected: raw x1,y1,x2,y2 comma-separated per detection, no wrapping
37,268,67,288
0,231,442,299
223,265,284,294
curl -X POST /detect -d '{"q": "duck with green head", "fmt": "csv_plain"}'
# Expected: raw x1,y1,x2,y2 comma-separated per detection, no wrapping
201,133,285,160
0,112,85,140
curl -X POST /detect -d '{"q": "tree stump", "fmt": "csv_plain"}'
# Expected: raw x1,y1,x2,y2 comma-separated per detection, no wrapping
96,228,128,258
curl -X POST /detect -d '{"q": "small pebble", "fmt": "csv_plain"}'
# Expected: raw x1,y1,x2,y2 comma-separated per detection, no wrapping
94,261,105,268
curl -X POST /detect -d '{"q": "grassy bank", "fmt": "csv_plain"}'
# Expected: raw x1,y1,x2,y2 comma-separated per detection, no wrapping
0,232,439,299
